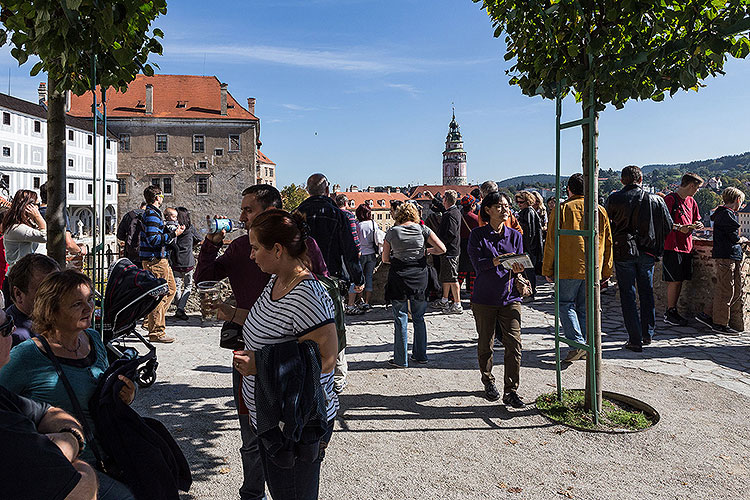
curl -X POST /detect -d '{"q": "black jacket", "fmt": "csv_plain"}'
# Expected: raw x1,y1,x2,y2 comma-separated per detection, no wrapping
89,354,192,500
297,196,364,285
606,184,673,261
711,206,742,260
517,207,543,265
437,205,461,257
254,340,328,468
168,225,201,270
116,209,145,265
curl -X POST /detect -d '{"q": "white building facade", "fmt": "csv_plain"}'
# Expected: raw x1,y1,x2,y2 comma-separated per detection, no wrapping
0,92,118,235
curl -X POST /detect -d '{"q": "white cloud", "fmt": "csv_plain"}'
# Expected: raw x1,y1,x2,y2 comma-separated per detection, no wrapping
386,83,421,96
281,103,317,111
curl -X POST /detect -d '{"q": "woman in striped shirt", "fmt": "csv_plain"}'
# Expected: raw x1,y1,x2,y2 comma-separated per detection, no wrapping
217,209,338,500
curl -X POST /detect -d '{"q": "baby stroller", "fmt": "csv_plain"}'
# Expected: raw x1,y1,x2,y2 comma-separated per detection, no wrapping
98,258,169,388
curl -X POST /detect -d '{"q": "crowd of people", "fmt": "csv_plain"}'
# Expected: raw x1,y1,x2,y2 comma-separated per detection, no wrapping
0,163,746,499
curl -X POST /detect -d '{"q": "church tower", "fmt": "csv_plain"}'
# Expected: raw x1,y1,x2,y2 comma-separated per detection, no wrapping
442,110,467,185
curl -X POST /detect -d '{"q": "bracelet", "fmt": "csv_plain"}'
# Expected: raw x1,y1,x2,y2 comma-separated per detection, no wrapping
59,427,86,457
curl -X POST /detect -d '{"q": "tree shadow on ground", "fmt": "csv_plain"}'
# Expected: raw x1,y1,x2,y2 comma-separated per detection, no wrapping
336,390,553,433
132,382,238,500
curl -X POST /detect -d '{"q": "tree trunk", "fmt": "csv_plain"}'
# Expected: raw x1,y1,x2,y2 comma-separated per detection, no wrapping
46,75,67,266
582,101,602,414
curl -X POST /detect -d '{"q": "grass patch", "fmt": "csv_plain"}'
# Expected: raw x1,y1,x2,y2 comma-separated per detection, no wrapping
536,389,654,431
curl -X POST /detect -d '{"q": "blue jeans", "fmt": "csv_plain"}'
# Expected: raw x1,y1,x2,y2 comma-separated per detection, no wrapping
233,368,267,500
558,279,586,346
615,254,656,346
349,254,378,294
391,299,428,366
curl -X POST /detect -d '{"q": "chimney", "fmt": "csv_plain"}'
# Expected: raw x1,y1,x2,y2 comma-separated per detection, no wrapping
247,97,256,115
220,83,228,116
38,82,47,105
145,84,153,114
65,90,72,112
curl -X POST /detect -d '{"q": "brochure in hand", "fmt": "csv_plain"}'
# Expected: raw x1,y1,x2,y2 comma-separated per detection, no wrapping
496,253,534,270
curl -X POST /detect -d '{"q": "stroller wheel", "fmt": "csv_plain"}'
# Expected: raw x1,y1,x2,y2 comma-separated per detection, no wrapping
135,359,158,388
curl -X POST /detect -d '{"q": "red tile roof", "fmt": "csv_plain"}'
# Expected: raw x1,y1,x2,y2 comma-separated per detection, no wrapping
409,184,479,201
257,151,276,165
333,191,408,210
68,74,257,121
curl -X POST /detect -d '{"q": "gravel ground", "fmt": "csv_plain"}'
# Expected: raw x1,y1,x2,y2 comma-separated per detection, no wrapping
132,296,750,500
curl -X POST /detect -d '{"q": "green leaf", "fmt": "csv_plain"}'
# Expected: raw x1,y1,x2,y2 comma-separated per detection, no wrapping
29,61,44,76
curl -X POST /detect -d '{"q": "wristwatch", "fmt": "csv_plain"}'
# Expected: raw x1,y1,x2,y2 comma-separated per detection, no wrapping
59,427,86,457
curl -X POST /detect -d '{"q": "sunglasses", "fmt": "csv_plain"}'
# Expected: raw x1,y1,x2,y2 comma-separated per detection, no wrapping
0,316,15,338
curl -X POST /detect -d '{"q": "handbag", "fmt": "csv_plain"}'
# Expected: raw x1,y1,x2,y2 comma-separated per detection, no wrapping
219,321,245,350
514,272,533,297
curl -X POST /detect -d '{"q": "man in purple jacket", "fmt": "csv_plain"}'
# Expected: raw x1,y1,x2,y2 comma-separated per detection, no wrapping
195,184,327,500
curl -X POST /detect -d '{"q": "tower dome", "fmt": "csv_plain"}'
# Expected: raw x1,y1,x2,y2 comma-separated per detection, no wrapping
442,109,467,185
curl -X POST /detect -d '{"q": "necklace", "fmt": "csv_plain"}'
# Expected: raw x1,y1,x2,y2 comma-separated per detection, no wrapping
278,269,306,293
56,334,82,355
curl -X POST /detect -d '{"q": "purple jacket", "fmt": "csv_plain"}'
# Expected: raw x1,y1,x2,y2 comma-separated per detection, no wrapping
195,234,328,310
467,224,524,307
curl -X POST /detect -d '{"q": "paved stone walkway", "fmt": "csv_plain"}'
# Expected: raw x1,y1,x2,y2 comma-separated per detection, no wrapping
129,280,750,499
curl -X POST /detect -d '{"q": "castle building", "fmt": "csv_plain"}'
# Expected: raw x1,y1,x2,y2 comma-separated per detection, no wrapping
442,110,467,186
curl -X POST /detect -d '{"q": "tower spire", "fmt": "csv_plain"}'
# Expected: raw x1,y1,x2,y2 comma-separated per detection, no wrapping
442,108,467,186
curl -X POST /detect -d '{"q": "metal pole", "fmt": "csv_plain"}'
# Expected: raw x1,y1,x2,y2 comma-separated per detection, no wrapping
585,86,599,423
100,87,107,332
554,84,562,402
91,55,98,295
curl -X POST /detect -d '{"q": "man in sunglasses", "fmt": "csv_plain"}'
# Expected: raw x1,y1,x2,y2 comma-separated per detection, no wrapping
0,307,98,499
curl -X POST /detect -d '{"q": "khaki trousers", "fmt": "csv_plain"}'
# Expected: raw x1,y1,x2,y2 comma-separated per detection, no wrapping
142,258,177,337
471,302,522,393
706,258,743,327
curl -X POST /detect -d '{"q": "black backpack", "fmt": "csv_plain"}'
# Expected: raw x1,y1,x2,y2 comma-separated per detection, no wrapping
116,210,144,262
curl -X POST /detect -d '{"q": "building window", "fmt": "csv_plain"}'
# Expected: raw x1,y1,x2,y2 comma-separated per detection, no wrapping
2,147,10,157
377,213,383,220
106,139,111,149
155,134,168,152
87,184,93,195
1,175,9,189
118,178,127,195
119,134,130,152
214,148,223,156
193,135,205,153
269,168,274,177
163,177,173,195
33,177,41,189
68,159,74,167
68,183,74,194
229,134,240,152
151,178,161,189
106,184,112,195
197,161,207,169
2,112,10,125
87,135,93,145
68,130,74,141
34,121,41,133
196,175,209,195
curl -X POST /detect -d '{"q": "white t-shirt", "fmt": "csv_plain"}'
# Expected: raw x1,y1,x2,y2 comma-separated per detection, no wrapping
357,219,378,256
241,276,339,427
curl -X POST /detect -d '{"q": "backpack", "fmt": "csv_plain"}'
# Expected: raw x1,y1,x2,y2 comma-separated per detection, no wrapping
314,274,346,354
116,210,144,262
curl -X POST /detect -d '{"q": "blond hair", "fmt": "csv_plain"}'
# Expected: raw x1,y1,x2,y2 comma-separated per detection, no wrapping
444,190,459,206
516,190,536,206
722,187,745,205
32,270,93,337
393,203,420,225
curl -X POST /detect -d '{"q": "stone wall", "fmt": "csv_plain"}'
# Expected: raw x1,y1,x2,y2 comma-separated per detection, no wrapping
652,238,750,330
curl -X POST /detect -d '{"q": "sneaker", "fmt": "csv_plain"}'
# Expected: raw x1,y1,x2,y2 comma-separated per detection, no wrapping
432,298,450,310
410,356,428,365
664,308,688,327
695,312,713,329
484,382,501,402
563,349,587,362
502,391,526,408
345,304,364,315
174,310,189,321
387,358,407,368
711,324,740,335
622,342,642,353
149,334,175,344
442,302,464,315
642,336,652,346
360,303,372,311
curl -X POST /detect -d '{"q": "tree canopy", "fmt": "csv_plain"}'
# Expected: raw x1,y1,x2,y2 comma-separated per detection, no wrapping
0,0,167,94
473,0,750,108
281,184,309,212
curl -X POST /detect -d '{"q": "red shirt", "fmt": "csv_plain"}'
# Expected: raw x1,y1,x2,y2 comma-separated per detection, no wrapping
664,193,701,253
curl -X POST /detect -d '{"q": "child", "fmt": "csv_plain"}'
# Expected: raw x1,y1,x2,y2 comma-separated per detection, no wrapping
695,187,747,334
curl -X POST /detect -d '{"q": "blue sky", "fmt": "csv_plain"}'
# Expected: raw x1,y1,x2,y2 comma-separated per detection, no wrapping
2,0,749,189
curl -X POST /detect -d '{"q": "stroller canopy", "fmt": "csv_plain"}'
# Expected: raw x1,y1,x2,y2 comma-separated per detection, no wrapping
102,258,169,342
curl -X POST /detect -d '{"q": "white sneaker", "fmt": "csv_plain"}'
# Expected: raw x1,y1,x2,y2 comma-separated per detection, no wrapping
442,302,464,315
432,299,450,310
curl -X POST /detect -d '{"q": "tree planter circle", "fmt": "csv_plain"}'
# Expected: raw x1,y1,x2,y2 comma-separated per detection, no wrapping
536,389,660,434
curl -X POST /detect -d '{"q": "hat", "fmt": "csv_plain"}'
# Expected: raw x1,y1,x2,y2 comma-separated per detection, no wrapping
460,195,476,207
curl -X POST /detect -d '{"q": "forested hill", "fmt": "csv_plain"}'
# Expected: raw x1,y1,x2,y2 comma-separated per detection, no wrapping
497,174,557,188
641,151,750,174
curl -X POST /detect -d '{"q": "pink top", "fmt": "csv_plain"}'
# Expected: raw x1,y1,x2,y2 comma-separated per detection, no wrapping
664,193,701,253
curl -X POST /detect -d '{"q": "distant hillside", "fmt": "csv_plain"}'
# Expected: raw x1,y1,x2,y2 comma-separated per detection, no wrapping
497,174,557,188
642,151,750,174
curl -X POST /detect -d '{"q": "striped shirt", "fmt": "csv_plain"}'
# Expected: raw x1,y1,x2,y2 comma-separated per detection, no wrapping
241,276,338,427
139,204,169,260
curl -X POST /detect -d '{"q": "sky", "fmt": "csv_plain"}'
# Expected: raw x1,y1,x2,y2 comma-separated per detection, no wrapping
1,0,749,189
